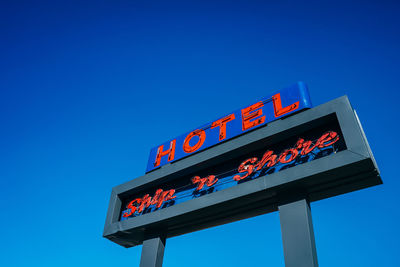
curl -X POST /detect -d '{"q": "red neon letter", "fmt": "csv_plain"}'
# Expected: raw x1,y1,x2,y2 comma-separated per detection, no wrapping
192,175,218,190
272,93,299,117
316,131,339,148
233,157,258,181
154,140,176,167
295,138,305,149
298,140,318,155
279,148,299,163
138,194,152,213
183,129,206,153
241,102,266,131
155,189,176,208
211,114,235,141
254,150,278,171
151,189,163,206
123,198,141,217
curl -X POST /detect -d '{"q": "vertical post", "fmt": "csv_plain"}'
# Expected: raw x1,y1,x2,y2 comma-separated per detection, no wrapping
140,236,166,267
279,199,318,267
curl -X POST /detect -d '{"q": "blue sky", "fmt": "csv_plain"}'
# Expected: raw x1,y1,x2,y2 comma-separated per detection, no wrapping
1,1,399,266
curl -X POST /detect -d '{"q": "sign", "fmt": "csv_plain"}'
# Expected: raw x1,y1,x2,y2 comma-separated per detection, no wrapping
122,129,344,220
146,82,312,173
103,88,381,251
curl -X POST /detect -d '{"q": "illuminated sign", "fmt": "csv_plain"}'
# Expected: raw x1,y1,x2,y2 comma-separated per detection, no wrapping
104,89,381,252
122,130,342,220
146,82,312,173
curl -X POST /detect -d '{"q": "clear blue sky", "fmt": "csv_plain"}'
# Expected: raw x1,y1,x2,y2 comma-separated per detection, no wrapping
1,1,399,266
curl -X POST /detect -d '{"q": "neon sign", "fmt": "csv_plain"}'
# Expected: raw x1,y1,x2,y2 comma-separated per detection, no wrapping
122,130,340,220
233,131,339,181
146,82,312,173
122,189,176,218
104,94,382,253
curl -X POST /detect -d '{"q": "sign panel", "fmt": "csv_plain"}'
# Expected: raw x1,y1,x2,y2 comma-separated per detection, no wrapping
146,82,312,173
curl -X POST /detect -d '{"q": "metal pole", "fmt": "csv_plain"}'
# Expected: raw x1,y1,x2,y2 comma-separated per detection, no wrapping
279,199,319,267
140,236,166,267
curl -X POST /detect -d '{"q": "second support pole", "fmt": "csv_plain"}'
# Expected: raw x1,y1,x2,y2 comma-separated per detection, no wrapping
279,199,319,267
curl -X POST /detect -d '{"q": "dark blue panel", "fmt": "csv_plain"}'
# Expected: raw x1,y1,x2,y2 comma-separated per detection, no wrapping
146,82,312,173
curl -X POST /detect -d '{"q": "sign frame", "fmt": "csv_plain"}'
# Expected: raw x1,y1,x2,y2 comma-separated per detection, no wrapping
103,95,381,249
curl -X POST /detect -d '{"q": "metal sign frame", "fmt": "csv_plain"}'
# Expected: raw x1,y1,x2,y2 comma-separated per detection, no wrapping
103,96,381,267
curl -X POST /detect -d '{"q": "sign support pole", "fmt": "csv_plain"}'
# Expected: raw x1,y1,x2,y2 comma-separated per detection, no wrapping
139,236,166,267
279,199,319,267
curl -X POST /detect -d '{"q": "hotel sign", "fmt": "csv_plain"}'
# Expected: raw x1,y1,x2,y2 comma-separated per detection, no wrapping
146,82,312,173
103,83,381,250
